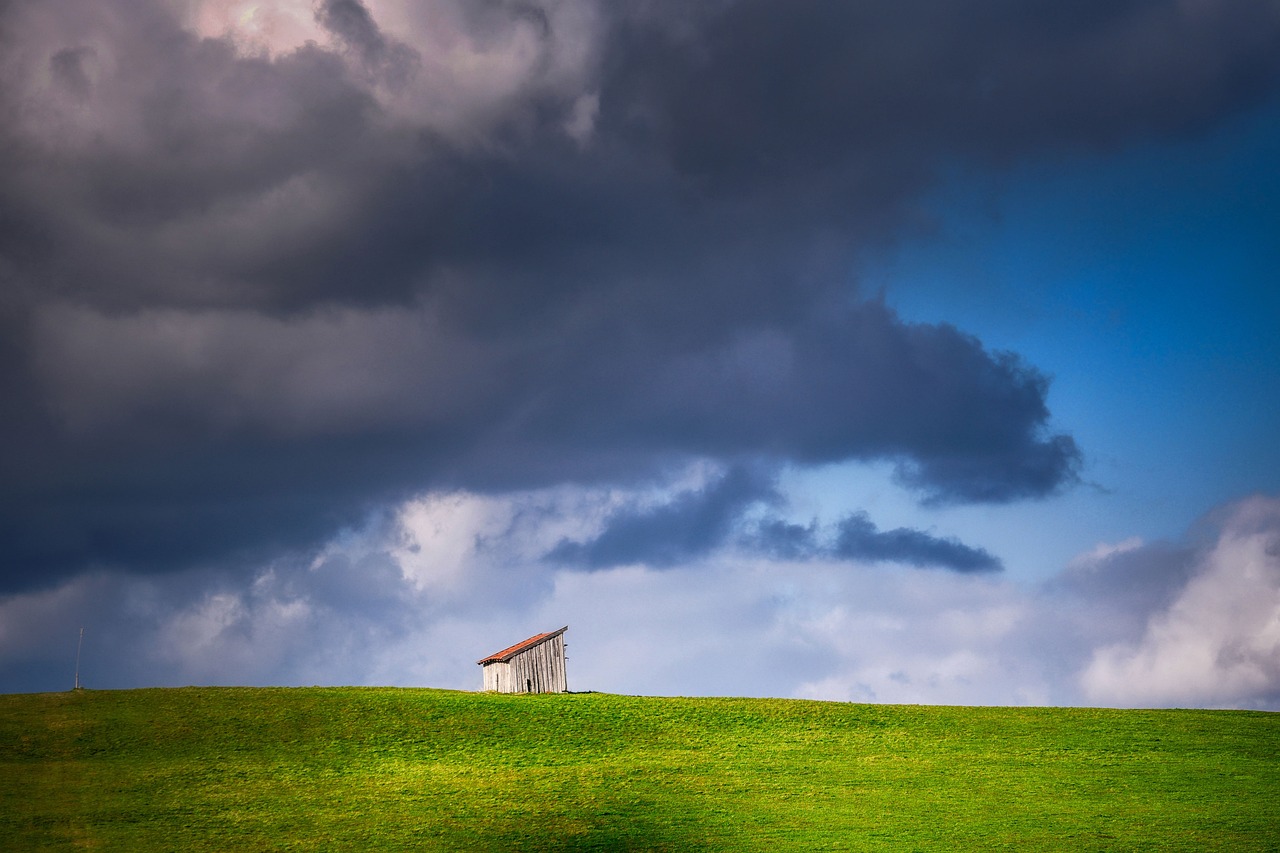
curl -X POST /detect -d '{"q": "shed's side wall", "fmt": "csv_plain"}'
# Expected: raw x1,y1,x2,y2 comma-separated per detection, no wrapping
482,633,567,693
482,661,509,692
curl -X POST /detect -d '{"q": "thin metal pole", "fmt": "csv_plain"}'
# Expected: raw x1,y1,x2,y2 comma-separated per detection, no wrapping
75,627,84,690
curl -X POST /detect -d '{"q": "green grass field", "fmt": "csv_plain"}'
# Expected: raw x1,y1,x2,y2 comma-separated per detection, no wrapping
1,687,1276,851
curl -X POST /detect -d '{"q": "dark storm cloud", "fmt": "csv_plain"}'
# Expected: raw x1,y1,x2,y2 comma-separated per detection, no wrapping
605,0,1280,187
742,508,1001,573
438,299,1081,500
316,0,391,60
547,467,1001,572
2,0,1278,591
315,0,419,88
546,466,777,568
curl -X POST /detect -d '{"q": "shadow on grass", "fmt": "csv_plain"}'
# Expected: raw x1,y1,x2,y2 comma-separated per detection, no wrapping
473,809,712,853
417,772,714,853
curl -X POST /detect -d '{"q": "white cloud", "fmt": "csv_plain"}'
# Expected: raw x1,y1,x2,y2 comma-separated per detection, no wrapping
784,570,1046,706
1068,535,1145,570
1080,495,1280,708
185,0,323,55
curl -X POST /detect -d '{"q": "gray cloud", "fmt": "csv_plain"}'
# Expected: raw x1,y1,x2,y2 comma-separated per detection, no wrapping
546,466,778,568
1048,539,1197,642
317,0,391,59
547,467,1001,573
315,0,419,88
749,518,821,561
604,0,1280,187
744,510,1002,573
2,0,1278,591
832,513,1002,573
48,45,96,99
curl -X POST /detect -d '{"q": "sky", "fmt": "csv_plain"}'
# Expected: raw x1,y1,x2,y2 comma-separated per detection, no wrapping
2,0,1279,708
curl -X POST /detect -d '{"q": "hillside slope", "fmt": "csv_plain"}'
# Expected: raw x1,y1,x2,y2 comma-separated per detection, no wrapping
2,687,1277,850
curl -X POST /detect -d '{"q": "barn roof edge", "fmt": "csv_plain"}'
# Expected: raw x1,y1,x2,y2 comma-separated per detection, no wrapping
477,626,568,665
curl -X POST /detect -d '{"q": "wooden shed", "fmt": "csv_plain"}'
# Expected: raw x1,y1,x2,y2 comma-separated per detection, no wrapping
477,626,568,693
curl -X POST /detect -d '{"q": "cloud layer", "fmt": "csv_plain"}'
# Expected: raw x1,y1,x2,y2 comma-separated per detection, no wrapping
5,486,1278,710
2,0,1279,599
545,466,1003,572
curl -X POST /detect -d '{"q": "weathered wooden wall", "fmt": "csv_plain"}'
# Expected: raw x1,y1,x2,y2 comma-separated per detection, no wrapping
482,632,567,693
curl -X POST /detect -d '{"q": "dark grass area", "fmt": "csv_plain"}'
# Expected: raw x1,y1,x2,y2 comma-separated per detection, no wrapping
2,687,1277,850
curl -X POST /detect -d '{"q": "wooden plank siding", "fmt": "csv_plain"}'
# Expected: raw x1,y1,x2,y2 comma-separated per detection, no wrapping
478,627,568,693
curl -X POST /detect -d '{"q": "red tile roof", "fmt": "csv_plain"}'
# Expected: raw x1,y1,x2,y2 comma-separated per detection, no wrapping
477,626,568,665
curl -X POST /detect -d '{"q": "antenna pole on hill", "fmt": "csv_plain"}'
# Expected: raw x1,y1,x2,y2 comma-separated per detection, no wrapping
74,627,83,691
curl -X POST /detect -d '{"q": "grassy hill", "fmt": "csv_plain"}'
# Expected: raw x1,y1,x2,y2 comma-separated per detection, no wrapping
1,687,1277,851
